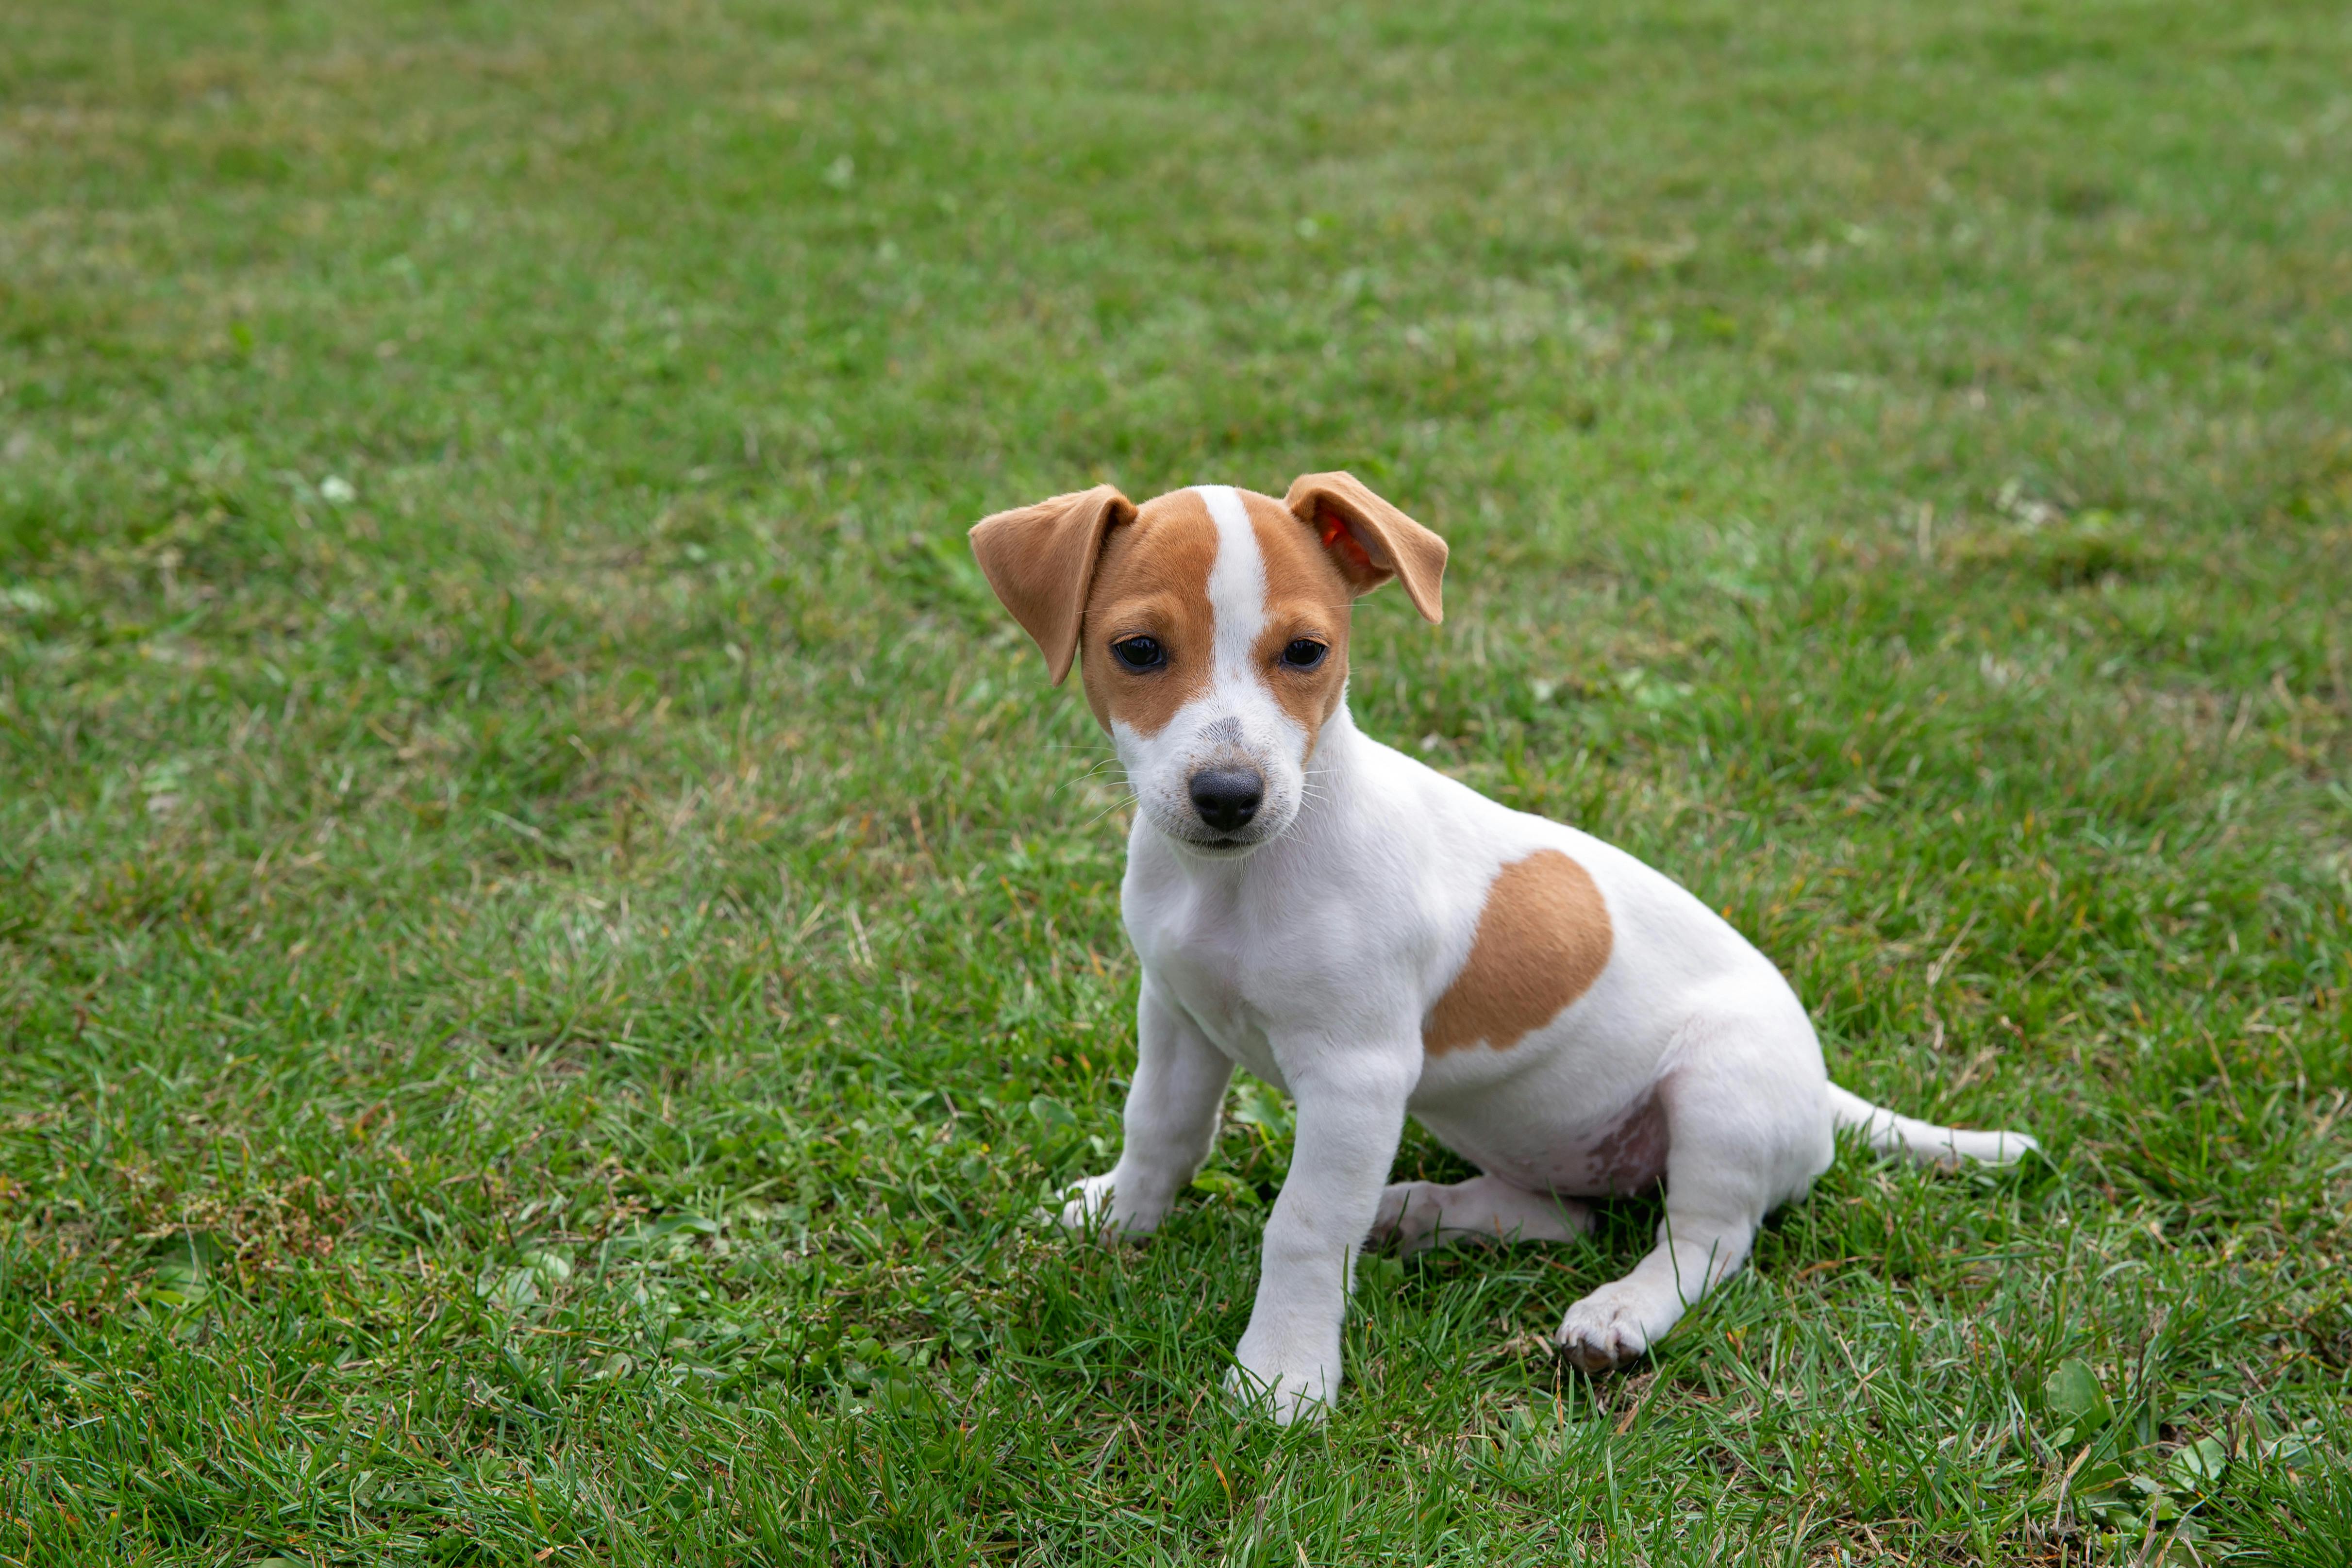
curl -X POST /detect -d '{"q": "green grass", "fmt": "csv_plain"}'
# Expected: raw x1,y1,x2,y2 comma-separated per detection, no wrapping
1,0,2348,1561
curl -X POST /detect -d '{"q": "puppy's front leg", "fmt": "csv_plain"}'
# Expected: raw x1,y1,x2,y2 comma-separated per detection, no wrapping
1059,978,1233,1236
1230,1048,1417,1424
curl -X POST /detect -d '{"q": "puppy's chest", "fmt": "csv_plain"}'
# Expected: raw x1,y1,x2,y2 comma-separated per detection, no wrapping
1124,884,1310,1085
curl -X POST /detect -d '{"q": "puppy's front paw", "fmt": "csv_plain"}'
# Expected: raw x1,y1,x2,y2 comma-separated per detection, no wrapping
1557,1286,1660,1373
1224,1355,1336,1426
1053,1171,1163,1239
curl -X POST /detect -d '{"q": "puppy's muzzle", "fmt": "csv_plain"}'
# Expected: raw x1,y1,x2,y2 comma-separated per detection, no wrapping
1187,767,1264,833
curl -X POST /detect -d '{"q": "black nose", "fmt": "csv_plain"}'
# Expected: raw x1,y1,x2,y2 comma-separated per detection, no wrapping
1187,767,1264,832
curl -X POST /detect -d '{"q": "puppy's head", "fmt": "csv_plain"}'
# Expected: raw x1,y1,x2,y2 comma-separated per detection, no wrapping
970,474,1445,856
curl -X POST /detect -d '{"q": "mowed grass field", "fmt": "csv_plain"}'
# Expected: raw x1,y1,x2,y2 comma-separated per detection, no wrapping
2,0,2350,1561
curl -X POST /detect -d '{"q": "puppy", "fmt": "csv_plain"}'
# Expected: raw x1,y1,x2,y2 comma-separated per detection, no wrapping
969,474,2036,1423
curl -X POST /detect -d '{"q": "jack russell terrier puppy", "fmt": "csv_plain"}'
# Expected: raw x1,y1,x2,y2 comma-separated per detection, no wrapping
969,473,2037,1423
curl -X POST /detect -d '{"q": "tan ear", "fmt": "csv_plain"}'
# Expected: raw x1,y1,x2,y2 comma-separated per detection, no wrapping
968,484,1137,684
1283,471,1446,623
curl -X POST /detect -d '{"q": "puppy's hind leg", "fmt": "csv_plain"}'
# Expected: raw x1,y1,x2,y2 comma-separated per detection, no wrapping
1557,1008,1833,1372
1369,1174,1591,1256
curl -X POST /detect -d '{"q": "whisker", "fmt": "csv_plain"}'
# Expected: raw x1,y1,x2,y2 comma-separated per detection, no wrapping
1080,795,1137,830
1058,769,1134,796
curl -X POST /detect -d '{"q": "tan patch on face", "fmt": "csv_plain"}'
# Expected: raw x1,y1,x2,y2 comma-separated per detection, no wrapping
1243,491,1354,751
1078,489,1220,735
1424,850,1614,1055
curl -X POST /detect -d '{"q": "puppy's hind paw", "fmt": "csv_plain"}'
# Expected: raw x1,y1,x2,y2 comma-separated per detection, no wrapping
1367,1180,1442,1254
1557,1290,1658,1373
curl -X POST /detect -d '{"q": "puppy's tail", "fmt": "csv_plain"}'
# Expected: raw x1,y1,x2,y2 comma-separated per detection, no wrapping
1828,1084,2040,1168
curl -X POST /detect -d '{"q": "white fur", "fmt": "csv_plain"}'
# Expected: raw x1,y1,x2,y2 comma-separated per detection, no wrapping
1058,495,2039,1424
1197,485,1266,684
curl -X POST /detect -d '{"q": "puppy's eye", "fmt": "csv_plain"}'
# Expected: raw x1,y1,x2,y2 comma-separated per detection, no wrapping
1281,639,1328,669
1112,636,1165,670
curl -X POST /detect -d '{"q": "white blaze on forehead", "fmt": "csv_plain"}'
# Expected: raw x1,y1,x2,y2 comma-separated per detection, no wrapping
1194,485,1267,685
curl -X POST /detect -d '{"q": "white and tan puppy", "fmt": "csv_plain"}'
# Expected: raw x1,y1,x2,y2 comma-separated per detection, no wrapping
969,474,2037,1423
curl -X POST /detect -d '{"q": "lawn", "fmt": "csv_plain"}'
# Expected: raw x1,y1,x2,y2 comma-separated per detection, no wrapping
2,0,2349,1561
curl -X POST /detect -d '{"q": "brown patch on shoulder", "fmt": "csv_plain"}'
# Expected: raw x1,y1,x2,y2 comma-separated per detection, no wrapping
1243,491,1355,752
1424,850,1614,1055
1078,490,1220,735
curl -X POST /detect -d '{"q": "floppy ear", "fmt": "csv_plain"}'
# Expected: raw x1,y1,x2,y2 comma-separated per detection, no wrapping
1282,471,1446,624
968,484,1138,685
